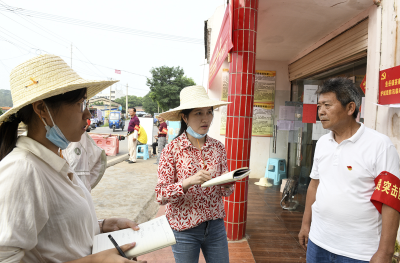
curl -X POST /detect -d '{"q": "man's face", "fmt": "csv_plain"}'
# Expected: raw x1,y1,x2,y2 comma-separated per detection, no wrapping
317,92,351,130
129,109,135,117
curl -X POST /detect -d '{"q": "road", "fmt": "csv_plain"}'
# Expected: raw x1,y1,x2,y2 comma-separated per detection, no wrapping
89,120,158,163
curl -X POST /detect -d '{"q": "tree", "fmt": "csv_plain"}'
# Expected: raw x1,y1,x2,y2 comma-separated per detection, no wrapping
142,92,158,116
146,66,195,111
0,89,12,107
114,95,143,113
92,101,104,106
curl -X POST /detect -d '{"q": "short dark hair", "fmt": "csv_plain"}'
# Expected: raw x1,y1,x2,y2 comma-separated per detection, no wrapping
129,108,136,112
316,78,361,118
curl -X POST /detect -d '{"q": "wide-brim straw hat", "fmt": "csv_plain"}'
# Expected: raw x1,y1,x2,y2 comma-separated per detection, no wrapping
254,177,272,187
0,54,118,123
158,85,231,121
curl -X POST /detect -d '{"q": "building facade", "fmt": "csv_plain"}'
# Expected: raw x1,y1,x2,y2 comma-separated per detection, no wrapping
205,0,400,242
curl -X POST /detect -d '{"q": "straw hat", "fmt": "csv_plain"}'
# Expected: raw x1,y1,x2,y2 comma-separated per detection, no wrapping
0,54,118,123
254,177,272,187
158,85,231,121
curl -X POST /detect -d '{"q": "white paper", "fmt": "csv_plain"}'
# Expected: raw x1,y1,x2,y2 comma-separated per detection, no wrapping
372,103,400,108
304,85,318,104
361,97,365,118
277,120,294,130
294,121,303,130
92,215,176,258
312,121,330,140
279,106,295,120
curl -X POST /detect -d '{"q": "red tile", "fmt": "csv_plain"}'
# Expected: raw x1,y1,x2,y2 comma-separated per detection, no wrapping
232,96,239,116
230,74,236,94
239,202,247,223
238,8,244,30
236,51,243,72
237,160,243,169
249,53,255,74
238,223,245,239
236,73,242,93
254,9,258,31
227,201,234,222
233,202,241,223
243,139,250,160
244,9,251,29
233,8,239,30
232,224,239,240
243,118,251,138
250,0,256,9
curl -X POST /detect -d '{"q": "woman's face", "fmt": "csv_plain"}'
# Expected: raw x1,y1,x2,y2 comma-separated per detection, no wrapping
184,107,213,134
50,96,91,142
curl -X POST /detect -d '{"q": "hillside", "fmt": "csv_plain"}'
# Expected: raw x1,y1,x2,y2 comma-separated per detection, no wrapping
0,89,12,107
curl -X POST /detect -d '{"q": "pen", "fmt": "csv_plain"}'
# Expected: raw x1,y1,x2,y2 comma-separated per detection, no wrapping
108,234,128,259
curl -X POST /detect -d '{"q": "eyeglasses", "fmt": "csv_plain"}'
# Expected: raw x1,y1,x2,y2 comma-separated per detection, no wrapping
80,99,89,112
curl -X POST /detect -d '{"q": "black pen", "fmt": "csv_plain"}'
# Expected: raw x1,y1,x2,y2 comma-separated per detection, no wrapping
108,234,128,258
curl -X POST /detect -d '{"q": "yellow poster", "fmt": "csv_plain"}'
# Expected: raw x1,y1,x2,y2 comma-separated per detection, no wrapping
220,106,227,135
252,103,274,137
254,70,276,104
221,69,229,101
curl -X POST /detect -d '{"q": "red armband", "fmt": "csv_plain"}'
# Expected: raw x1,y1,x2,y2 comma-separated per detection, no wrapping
134,125,140,131
162,128,168,134
370,171,400,213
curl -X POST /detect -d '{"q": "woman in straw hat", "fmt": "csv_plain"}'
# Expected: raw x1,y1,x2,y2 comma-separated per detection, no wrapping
155,86,234,263
0,55,145,263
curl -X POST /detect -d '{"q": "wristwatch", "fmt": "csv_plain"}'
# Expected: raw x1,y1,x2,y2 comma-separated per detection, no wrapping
98,219,105,233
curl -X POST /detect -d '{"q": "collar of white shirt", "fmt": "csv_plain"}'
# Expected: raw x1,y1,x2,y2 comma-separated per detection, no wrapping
328,122,365,144
16,136,67,173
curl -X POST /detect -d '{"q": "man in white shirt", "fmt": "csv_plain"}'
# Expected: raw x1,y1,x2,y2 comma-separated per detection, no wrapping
298,78,400,263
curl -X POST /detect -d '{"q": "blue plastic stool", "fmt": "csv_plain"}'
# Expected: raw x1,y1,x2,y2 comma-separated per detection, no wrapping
264,158,287,185
136,144,149,160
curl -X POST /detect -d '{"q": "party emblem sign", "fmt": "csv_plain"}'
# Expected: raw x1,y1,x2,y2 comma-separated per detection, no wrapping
379,65,400,105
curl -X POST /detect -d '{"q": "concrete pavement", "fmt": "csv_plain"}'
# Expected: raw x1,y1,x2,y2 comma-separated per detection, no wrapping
91,155,160,224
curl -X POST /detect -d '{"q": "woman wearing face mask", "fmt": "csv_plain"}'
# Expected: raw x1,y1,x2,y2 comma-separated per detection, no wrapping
0,55,146,263
155,86,234,263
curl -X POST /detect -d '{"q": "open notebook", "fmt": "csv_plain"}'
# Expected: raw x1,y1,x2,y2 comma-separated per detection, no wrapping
201,167,251,187
92,215,176,258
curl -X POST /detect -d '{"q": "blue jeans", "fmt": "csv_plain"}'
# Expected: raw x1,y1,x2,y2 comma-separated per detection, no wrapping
171,219,229,263
307,239,369,263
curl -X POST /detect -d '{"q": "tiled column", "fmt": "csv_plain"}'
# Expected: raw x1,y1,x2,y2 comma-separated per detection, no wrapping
224,0,258,241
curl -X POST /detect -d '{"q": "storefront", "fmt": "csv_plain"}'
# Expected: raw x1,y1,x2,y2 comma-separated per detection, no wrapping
204,0,399,241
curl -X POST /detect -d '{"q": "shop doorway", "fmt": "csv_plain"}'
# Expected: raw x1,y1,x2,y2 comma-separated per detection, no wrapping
287,58,367,207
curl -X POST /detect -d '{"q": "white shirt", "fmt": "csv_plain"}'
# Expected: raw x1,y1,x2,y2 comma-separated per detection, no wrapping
309,123,400,261
0,136,99,263
62,132,106,192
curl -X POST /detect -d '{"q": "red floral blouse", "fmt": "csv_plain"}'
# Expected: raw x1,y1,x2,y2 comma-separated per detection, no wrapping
155,133,234,231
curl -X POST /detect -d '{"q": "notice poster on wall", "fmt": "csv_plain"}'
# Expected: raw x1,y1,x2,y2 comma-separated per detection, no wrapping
304,85,318,104
312,121,330,140
252,104,274,137
220,106,227,135
221,69,229,101
254,70,275,104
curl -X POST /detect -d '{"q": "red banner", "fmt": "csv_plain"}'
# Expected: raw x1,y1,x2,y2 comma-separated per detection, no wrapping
208,3,233,88
379,65,400,104
360,75,366,94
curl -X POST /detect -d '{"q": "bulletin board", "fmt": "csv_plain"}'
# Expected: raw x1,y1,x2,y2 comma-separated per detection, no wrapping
138,117,154,145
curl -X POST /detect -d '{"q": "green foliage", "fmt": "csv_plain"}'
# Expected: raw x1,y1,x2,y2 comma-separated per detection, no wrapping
395,240,399,253
92,101,104,106
0,108,3,115
146,66,195,111
142,92,158,116
0,89,12,107
114,95,143,113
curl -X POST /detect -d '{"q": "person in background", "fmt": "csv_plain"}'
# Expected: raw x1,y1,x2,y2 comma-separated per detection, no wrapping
155,116,168,165
298,78,400,263
155,85,234,263
152,135,158,157
136,124,148,148
0,54,145,263
127,107,140,164
62,119,107,192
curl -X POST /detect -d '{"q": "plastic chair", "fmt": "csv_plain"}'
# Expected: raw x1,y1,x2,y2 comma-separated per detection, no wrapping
264,158,287,185
136,144,149,160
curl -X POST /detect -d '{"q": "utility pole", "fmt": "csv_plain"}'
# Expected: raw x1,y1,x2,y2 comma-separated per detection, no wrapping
126,84,128,118
70,43,73,68
108,78,112,123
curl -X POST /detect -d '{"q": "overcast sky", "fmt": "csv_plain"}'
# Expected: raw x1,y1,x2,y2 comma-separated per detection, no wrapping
0,0,224,98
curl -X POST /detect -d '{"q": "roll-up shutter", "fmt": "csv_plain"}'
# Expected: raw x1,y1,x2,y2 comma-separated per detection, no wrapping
288,19,368,81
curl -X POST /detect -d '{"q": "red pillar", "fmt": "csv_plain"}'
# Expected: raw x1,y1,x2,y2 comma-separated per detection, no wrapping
224,0,258,241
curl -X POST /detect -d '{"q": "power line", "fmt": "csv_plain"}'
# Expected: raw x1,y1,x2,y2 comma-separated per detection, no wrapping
0,3,203,45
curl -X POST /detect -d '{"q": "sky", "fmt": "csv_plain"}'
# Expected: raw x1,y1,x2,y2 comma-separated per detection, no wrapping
0,0,225,98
